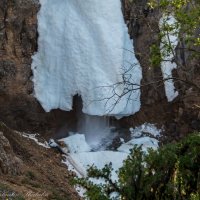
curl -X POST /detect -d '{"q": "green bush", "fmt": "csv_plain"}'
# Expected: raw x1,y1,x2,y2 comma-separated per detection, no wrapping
72,133,200,200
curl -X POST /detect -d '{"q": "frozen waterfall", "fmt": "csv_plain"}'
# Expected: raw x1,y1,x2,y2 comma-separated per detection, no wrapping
32,0,142,117
160,15,179,102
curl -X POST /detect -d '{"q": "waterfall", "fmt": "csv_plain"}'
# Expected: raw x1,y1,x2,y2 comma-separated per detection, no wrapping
32,0,142,118
78,114,113,150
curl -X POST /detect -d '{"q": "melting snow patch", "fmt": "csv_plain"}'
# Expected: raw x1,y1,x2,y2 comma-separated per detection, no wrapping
68,151,128,182
160,15,179,102
130,123,162,138
59,134,91,153
118,137,159,153
22,133,49,148
61,122,162,197
61,123,162,177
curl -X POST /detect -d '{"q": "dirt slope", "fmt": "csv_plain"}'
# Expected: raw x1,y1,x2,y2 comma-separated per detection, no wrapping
0,122,80,200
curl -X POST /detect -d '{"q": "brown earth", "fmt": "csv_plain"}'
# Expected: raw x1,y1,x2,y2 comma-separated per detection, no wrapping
0,122,80,200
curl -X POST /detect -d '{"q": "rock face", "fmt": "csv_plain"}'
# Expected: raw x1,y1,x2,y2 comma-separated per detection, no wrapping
120,0,170,127
0,0,41,131
0,131,22,175
0,0,199,137
122,0,166,105
0,0,78,135
121,0,200,136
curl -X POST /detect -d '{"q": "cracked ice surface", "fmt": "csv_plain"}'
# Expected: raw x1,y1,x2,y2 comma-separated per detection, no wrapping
32,0,142,116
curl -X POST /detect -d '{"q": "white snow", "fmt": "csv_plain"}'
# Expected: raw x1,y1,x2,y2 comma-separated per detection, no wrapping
130,123,162,138
117,137,159,153
22,133,50,148
61,123,162,197
160,15,179,102
59,134,91,153
68,151,128,181
62,123,161,176
32,0,142,117
48,138,58,147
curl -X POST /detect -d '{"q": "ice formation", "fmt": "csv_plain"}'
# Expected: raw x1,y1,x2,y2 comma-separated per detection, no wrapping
32,0,142,116
61,123,161,181
160,15,179,102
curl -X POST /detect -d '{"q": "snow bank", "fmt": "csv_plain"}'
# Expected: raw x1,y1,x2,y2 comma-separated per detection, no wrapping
32,0,142,116
118,137,159,153
69,151,128,181
61,123,161,197
62,122,161,177
160,15,179,102
129,123,162,138
59,134,91,153
60,133,128,180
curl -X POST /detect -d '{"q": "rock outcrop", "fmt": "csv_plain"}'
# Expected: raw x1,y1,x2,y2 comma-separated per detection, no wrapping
0,131,22,175
122,0,166,105
121,0,200,138
0,0,78,136
0,0,42,131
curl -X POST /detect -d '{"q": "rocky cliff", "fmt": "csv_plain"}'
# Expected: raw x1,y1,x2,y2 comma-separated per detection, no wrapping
120,0,200,139
0,0,199,138
0,0,79,136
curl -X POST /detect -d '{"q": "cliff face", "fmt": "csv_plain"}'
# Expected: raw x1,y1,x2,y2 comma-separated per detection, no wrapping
0,0,78,135
122,0,165,105
120,0,172,128
0,0,41,131
0,0,199,137
121,0,200,138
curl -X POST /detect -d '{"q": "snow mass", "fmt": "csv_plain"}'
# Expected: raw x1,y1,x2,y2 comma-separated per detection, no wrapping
160,15,179,102
61,123,161,182
32,0,142,116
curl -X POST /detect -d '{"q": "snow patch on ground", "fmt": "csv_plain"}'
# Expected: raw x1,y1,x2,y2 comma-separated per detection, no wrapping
160,15,179,102
32,0,142,117
129,123,162,138
59,134,91,153
60,123,162,197
62,123,161,177
68,151,128,181
118,137,159,153
22,133,50,148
